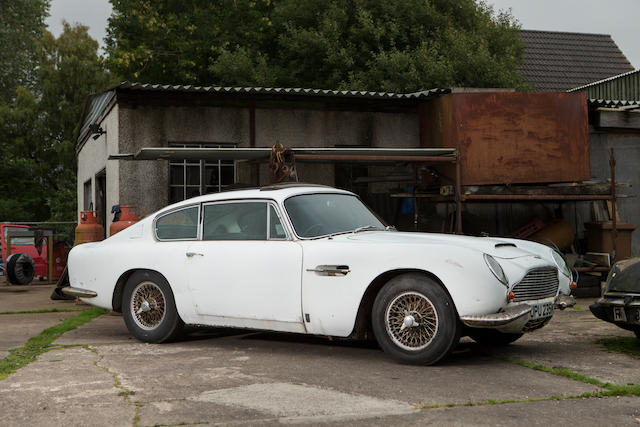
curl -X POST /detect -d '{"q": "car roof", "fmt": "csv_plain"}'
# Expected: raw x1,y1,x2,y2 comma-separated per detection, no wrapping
158,184,354,214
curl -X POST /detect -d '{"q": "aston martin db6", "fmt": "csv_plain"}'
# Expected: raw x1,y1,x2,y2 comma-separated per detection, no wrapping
66,184,573,364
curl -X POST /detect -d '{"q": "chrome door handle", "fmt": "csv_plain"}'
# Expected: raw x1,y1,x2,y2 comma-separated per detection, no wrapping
186,252,204,257
306,265,350,276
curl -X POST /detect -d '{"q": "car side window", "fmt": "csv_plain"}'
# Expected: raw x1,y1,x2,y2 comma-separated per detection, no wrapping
269,205,287,239
203,202,268,241
155,206,199,240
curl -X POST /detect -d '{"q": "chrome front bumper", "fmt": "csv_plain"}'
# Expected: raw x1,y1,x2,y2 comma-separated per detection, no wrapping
61,286,98,298
461,296,560,333
460,304,531,330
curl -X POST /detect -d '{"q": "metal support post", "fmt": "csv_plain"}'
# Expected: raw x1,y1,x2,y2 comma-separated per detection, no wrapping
455,151,463,234
610,148,617,260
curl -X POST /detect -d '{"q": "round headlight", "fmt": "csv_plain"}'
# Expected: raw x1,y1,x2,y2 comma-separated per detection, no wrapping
551,250,571,278
484,254,509,286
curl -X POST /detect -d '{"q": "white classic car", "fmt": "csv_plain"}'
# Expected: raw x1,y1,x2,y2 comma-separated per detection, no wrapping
66,184,573,364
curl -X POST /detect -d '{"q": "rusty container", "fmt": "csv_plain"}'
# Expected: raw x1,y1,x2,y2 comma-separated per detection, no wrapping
75,211,104,245
110,206,137,236
420,91,590,185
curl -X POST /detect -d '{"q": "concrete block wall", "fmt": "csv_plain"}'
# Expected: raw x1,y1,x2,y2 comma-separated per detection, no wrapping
76,104,119,232
113,104,419,218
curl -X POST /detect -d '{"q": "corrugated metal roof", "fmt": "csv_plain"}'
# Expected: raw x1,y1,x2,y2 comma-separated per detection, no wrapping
77,82,450,149
77,91,116,147
569,69,640,101
112,81,450,100
519,30,634,92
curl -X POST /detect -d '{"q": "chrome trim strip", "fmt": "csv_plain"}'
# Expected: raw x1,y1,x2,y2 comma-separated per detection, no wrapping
61,287,98,298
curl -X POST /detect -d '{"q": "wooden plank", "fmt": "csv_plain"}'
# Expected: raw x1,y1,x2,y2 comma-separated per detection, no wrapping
596,109,640,129
606,200,621,221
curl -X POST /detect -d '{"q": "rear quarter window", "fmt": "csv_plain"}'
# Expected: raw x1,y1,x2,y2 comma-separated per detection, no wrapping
155,206,199,240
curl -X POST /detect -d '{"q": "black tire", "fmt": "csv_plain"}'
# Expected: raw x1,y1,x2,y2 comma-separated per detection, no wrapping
6,254,35,285
122,270,184,343
468,329,523,346
372,273,459,365
634,328,640,340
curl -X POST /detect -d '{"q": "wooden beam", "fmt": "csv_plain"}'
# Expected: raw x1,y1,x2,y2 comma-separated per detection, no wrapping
596,108,640,129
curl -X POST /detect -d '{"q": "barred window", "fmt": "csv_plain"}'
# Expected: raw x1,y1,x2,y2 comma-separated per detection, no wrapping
168,143,236,204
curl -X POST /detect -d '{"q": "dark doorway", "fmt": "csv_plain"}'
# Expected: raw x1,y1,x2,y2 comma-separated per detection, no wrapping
95,170,107,239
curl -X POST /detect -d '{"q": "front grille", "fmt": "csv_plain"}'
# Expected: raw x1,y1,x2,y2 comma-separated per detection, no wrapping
512,267,559,302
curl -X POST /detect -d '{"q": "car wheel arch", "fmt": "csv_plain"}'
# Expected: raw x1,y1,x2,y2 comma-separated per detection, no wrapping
349,269,457,340
112,269,171,313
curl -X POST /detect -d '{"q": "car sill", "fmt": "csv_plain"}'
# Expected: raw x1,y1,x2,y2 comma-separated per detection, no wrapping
61,286,98,298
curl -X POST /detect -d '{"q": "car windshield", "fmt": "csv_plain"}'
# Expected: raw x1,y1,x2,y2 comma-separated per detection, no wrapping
284,193,385,238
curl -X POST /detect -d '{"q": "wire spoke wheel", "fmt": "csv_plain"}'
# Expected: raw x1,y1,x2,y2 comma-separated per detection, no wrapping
385,291,438,351
130,281,167,330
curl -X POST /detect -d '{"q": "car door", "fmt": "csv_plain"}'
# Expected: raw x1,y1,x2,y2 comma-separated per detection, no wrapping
186,200,305,332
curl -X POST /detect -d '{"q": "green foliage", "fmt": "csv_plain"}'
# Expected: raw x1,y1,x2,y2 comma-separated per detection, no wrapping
0,0,50,101
0,88,50,220
598,337,640,357
0,23,110,222
0,307,107,380
106,0,525,91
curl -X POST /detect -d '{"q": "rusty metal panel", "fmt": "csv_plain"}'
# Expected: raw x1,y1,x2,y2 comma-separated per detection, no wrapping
421,92,590,185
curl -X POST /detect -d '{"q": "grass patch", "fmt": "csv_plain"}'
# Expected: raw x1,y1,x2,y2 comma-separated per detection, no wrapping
504,358,640,397
418,392,597,409
598,337,640,357
502,357,608,388
0,307,107,380
0,308,83,315
418,357,640,410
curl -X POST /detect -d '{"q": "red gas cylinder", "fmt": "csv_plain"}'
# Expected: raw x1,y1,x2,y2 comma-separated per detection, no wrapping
110,205,137,236
75,211,104,245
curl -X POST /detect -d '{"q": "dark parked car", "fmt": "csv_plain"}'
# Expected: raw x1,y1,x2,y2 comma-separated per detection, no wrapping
590,257,640,338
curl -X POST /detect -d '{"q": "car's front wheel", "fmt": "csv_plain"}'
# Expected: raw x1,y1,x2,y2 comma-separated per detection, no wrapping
372,273,459,365
122,271,183,343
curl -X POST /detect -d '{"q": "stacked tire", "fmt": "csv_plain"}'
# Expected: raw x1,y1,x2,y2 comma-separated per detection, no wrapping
6,254,36,285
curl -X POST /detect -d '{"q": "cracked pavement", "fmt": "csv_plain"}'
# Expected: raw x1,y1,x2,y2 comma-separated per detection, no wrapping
1,283,639,426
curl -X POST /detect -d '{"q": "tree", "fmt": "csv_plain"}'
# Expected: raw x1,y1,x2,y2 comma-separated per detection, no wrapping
106,0,275,84
38,23,112,221
0,0,50,101
0,87,50,220
0,23,110,222
106,0,525,91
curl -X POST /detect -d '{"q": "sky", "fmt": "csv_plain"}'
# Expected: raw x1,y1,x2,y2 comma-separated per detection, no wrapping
46,0,639,68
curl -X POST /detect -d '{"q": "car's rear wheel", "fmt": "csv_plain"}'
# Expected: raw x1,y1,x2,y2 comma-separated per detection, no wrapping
634,328,640,339
122,271,183,343
372,273,459,365
468,329,523,346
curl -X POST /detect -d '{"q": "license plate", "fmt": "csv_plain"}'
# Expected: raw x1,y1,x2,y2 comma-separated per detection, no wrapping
529,302,554,320
613,307,627,322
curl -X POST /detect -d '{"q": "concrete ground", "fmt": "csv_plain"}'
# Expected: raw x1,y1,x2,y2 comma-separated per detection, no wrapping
1,281,639,426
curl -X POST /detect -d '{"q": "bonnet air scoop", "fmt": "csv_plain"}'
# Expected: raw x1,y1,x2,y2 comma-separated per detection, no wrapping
495,243,517,248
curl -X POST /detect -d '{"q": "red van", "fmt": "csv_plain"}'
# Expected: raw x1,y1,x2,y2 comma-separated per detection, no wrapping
0,224,48,279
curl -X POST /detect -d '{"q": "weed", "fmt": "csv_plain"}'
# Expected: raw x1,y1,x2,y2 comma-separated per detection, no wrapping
0,307,107,380
598,337,640,357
